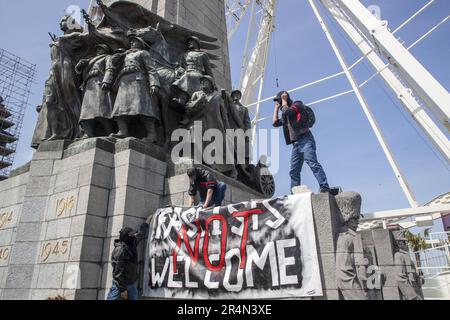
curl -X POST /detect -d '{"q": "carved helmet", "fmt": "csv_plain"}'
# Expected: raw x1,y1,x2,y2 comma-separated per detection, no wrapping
60,15,83,33
335,192,362,223
200,75,216,89
186,36,201,49
95,44,112,54
231,90,242,100
127,32,149,49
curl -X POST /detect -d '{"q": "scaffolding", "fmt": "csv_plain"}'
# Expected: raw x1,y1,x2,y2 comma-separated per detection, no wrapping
0,48,36,180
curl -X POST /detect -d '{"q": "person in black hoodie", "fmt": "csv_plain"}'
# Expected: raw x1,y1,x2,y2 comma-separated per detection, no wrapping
107,221,149,300
273,90,334,194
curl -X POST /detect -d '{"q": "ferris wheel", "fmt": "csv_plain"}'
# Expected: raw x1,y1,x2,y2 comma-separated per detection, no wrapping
225,0,450,223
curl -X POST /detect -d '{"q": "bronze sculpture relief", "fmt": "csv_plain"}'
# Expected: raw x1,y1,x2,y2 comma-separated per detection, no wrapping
75,44,115,138
110,34,161,144
30,0,275,196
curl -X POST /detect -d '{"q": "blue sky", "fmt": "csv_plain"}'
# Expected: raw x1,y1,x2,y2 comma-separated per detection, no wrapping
0,0,449,218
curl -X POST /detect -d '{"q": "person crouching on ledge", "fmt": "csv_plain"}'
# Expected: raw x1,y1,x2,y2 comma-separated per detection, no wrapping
187,167,227,208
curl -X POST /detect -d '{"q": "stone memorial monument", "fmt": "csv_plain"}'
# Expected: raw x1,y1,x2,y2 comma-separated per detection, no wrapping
0,0,275,300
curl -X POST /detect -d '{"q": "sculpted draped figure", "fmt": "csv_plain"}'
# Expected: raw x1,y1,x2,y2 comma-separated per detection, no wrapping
171,37,215,108
32,15,89,147
184,76,237,177
110,33,161,144
226,90,251,133
223,90,252,166
32,0,221,148
75,44,115,138
29,1,276,196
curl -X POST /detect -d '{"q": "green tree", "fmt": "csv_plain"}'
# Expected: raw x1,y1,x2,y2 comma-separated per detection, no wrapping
404,229,431,270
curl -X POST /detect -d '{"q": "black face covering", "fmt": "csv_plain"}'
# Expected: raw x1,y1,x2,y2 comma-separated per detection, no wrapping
119,227,137,246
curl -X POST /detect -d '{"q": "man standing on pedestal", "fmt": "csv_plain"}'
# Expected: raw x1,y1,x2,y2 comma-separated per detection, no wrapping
272,90,337,195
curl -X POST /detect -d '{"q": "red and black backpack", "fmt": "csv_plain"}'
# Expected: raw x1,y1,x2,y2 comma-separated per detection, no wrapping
291,101,316,128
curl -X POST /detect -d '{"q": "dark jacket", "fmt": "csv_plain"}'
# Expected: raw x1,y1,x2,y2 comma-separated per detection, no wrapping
273,103,310,145
188,168,218,198
111,240,138,292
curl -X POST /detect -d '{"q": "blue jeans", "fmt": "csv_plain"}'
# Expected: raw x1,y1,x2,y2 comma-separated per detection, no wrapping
290,132,329,191
199,182,227,207
107,281,138,300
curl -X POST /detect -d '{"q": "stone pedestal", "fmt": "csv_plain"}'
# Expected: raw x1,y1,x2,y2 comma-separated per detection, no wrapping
310,193,343,300
0,138,265,300
0,139,166,299
364,229,401,300
0,139,404,300
309,194,402,300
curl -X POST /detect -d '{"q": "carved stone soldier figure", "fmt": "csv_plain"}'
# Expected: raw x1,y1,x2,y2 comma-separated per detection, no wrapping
185,76,237,177
31,76,53,148
75,44,115,138
335,192,369,300
111,34,161,144
45,43,77,142
226,90,251,132
224,90,252,166
171,36,214,108
59,14,83,35
394,230,424,300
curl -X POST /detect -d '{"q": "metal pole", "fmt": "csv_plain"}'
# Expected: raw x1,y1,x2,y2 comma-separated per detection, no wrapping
362,204,450,221
392,0,435,34
227,0,253,41
444,244,450,266
252,0,277,146
239,0,257,89
252,51,269,145
308,0,419,208
320,0,450,163
430,232,435,249
408,15,449,50
334,0,450,132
